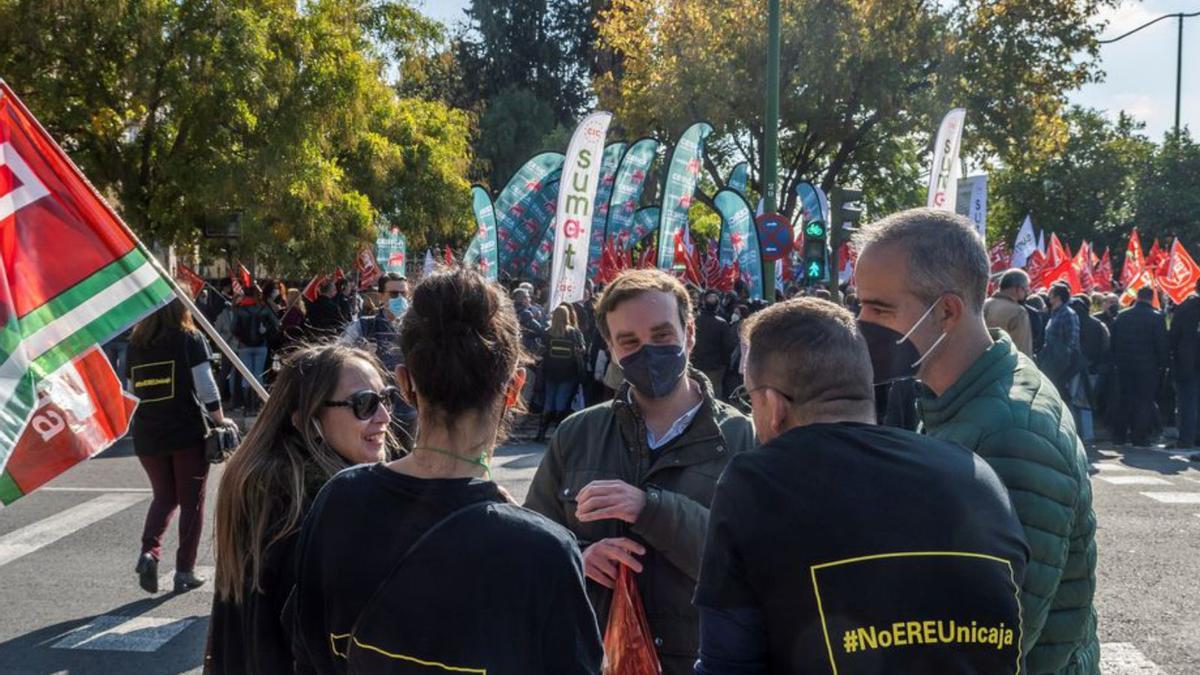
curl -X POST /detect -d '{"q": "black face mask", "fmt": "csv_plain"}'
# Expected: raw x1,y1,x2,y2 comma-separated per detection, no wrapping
620,344,687,399
857,319,922,385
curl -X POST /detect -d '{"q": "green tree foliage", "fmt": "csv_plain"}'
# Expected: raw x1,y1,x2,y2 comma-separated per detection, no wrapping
990,107,1153,252
1134,131,1200,250
452,0,601,188
0,0,472,272
596,0,1116,220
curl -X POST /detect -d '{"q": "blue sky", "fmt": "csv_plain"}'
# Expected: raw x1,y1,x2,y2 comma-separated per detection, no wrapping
415,0,1200,141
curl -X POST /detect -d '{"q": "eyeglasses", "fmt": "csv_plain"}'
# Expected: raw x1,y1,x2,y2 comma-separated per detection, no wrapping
731,384,795,411
323,386,401,420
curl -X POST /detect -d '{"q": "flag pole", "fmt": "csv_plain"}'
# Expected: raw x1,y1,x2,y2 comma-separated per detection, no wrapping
0,79,269,402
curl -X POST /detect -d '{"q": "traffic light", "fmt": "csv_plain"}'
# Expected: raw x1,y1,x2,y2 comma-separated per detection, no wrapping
835,188,864,232
802,218,827,283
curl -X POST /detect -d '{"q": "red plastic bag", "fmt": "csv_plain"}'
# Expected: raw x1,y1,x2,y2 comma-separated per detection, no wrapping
602,565,662,675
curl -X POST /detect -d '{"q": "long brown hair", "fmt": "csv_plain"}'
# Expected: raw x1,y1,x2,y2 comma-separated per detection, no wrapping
130,299,196,348
213,343,392,604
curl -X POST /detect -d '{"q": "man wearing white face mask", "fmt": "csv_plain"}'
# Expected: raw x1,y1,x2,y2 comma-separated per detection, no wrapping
342,272,415,448
853,208,1099,675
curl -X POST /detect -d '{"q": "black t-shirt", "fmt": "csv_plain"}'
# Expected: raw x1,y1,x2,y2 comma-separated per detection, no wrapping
695,423,1030,675
127,330,210,455
291,464,603,675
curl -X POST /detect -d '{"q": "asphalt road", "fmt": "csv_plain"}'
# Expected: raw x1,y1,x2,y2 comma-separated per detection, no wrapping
0,431,1194,673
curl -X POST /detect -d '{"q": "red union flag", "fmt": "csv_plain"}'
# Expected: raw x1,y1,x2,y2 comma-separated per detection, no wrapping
0,348,136,504
355,246,381,290
175,263,206,298
1156,239,1200,305
0,82,174,481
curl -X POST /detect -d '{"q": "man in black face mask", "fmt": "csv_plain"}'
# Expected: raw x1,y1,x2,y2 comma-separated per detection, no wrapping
526,269,754,675
852,208,1099,675
693,290,738,400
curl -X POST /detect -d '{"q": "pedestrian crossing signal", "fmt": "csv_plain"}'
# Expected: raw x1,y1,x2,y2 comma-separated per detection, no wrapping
803,236,827,282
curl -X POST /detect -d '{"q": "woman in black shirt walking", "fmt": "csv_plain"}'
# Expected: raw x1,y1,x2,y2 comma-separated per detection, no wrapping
206,343,394,674
127,299,235,594
291,267,603,674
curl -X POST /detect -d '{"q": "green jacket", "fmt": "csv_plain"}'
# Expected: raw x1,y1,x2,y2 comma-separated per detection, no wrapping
525,371,754,675
918,331,1099,675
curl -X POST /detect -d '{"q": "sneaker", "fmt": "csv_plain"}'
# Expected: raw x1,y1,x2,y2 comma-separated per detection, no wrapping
135,553,158,593
173,570,207,593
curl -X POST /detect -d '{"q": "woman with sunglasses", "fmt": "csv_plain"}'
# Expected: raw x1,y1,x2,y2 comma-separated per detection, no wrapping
207,343,398,674
291,267,602,674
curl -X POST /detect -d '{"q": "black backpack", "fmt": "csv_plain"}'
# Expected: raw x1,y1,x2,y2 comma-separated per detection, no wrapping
235,306,275,347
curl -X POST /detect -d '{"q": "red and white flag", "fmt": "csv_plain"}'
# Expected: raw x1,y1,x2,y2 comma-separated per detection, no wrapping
1157,239,1200,305
175,263,206,299
0,82,173,493
1120,229,1145,289
355,246,382,291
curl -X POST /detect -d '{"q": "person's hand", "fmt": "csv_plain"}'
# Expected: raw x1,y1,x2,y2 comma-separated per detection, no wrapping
220,418,239,430
582,538,645,588
575,480,647,524
495,484,519,506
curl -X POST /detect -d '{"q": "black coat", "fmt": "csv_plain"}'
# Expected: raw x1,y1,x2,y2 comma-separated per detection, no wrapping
1111,301,1168,376
1169,295,1200,378
1071,299,1110,370
693,309,737,371
304,296,343,335
1025,305,1047,356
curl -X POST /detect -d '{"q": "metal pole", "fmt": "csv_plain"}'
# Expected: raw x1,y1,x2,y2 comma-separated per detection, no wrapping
828,188,841,303
763,0,780,303
1177,13,1184,139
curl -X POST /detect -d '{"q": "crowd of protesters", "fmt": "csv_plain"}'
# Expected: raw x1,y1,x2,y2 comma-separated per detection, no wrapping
108,207,1180,674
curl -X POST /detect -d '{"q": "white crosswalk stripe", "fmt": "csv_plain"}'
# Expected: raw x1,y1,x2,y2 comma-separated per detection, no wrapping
1100,642,1166,674
0,493,146,567
1096,475,1173,486
1140,492,1200,504
50,614,195,652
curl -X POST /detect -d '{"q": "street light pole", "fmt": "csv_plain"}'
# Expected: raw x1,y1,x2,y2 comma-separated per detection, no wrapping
763,0,780,303
1177,14,1184,138
1099,10,1199,140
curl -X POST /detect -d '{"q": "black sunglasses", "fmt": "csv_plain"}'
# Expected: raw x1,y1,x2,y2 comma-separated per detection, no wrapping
731,384,794,411
323,386,401,420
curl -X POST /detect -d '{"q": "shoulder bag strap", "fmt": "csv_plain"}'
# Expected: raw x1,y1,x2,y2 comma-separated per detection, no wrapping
347,500,496,639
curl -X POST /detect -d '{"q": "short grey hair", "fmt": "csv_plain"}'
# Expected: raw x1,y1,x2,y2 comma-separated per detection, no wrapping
999,268,1030,291
852,208,989,313
743,297,874,409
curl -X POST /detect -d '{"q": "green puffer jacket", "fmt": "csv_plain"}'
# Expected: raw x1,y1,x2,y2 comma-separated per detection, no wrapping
918,331,1099,675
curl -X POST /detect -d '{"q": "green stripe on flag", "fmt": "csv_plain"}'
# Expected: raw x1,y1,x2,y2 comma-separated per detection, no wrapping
0,248,151,359
28,276,174,381
0,471,23,505
0,272,171,481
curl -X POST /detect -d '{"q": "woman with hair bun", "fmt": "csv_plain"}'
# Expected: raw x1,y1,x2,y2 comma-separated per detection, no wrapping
291,268,602,674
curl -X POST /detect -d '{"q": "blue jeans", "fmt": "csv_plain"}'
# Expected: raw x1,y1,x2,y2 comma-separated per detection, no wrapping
237,346,268,401
1175,377,1200,446
543,379,576,414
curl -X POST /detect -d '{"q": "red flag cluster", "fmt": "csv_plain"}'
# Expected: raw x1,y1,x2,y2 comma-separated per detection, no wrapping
996,224,1199,309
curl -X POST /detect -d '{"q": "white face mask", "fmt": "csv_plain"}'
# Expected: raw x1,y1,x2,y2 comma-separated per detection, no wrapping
898,297,948,369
